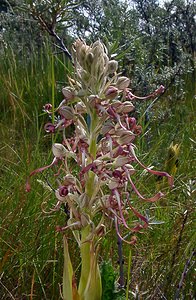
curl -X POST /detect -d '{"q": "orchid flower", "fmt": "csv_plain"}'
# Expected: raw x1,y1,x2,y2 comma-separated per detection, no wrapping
26,40,173,300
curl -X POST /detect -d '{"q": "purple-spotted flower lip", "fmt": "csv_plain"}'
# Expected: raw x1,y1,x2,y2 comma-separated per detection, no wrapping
44,123,56,133
43,103,52,112
59,186,68,197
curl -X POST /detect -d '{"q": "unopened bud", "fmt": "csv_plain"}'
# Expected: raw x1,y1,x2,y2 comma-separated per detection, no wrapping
52,143,67,158
107,60,118,74
92,41,104,57
85,52,94,70
111,100,122,109
96,224,106,237
121,101,135,113
117,131,135,145
115,128,128,137
79,44,87,65
88,95,101,107
108,178,119,189
114,156,131,167
75,101,86,114
101,122,114,135
79,193,89,208
59,106,74,120
124,164,135,175
63,174,76,186
62,87,75,101
116,76,130,90
105,86,119,99
81,213,90,227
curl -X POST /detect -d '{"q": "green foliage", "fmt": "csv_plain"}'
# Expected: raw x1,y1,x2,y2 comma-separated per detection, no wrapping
0,0,195,299
101,261,116,300
101,261,126,300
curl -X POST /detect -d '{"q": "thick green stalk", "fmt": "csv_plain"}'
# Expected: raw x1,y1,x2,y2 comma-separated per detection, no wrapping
78,226,102,300
78,225,91,297
78,110,102,299
89,109,99,158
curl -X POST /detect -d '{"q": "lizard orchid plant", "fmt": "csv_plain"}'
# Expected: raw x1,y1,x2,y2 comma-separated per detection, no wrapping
26,40,173,300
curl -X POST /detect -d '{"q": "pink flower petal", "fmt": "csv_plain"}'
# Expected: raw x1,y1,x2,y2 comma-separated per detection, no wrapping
129,204,148,228
114,217,138,244
129,145,174,187
127,173,164,202
25,157,58,192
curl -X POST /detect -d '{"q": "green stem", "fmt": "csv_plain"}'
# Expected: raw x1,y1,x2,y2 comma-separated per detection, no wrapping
78,109,102,299
78,226,91,297
89,108,98,159
78,226,102,300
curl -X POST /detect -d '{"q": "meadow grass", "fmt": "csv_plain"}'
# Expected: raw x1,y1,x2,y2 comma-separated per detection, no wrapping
0,41,195,299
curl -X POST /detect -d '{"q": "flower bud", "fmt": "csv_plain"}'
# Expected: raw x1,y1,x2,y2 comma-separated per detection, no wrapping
124,164,135,175
96,224,106,237
88,95,100,107
78,44,88,66
75,101,86,114
108,178,119,189
114,156,131,167
85,52,94,70
101,122,114,135
117,131,135,145
78,193,89,208
62,87,75,101
115,128,128,137
63,174,76,186
81,213,90,227
105,86,118,100
111,100,122,109
94,159,104,171
103,53,109,66
52,143,67,158
116,76,130,90
92,41,104,57
107,60,118,74
59,106,74,120
121,101,135,113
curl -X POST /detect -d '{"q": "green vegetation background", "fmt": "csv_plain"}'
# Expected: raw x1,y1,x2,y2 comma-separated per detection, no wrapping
0,0,195,299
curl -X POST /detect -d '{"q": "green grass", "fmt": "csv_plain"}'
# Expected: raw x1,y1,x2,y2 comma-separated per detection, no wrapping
0,39,195,299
